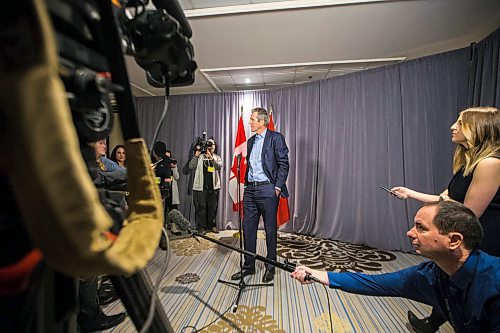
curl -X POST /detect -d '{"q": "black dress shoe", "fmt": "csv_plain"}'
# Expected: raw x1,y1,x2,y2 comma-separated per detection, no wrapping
99,296,117,306
230,270,255,280
262,270,275,283
407,311,438,333
98,284,117,305
79,312,126,332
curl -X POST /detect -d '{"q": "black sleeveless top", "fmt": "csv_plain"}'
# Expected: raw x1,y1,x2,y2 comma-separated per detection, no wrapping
447,157,500,256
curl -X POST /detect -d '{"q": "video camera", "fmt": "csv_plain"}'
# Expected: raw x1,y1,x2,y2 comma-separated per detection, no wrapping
120,0,197,88
194,131,214,153
46,0,197,143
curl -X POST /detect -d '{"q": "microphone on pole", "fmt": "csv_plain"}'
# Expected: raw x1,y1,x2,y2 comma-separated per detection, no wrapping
168,209,321,283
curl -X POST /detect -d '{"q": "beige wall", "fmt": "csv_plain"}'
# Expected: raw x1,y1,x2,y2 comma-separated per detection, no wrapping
108,113,124,156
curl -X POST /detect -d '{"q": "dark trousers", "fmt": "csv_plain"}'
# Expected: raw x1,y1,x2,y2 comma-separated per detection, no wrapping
163,198,170,226
159,197,169,248
242,184,279,272
165,192,178,212
78,277,100,321
193,189,219,230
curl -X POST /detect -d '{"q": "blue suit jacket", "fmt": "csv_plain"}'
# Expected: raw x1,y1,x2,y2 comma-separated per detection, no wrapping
245,129,290,197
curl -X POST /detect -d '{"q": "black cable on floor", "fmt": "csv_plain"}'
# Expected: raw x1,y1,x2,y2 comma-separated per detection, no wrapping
179,297,237,333
320,284,334,333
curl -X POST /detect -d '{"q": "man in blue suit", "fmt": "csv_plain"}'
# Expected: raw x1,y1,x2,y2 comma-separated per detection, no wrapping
231,107,290,283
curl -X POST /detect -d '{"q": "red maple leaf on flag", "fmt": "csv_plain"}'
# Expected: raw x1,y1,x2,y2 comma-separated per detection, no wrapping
228,115,247,212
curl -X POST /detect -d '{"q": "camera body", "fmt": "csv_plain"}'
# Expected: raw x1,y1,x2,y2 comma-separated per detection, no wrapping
123,8,197,87
193,132,213,153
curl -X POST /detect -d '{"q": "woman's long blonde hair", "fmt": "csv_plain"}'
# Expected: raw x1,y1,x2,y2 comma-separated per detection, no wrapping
452,107,500,176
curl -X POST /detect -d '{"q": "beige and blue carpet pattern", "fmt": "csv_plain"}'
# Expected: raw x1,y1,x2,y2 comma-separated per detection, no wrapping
106,231,453,332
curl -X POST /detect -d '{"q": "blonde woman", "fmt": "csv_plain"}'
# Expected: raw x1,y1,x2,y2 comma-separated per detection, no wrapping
392,107,500,332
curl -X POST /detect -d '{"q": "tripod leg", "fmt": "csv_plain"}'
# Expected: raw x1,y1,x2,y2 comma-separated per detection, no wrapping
231,280,246,313
110,271,174,333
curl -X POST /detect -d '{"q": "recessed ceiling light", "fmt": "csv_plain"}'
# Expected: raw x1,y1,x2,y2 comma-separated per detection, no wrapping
244,78,251,84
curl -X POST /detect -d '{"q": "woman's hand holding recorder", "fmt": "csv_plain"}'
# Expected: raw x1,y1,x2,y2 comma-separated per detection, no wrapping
381,186,405,199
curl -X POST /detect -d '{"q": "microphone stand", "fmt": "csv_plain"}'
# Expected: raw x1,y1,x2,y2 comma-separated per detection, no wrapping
216,154,272,313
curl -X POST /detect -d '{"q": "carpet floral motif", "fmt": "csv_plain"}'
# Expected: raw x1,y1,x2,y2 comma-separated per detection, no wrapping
232,230,266,240
314,312,352,332
201,305,285,333
277,233,396,272
170,237,218,256
175,273,200,284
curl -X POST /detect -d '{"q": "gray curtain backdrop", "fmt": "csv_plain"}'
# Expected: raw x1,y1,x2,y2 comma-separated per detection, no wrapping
270,82,321,237
136,43,487,252
468,28,500,107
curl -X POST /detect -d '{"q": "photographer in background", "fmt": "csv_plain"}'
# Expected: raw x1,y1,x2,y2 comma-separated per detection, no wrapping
188,138,222,235
152,141,173,247
165,150,180,209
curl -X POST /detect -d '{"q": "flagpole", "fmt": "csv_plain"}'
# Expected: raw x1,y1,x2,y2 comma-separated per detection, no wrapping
238,106,242,220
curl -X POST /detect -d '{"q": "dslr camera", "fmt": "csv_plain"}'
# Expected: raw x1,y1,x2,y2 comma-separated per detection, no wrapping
193,131,213,153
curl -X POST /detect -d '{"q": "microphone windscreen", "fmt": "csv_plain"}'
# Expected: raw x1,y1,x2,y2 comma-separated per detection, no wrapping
168,209,191,231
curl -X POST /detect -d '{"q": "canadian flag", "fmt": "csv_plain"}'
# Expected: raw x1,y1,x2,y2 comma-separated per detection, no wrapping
228,113,247,212
268,109,291,227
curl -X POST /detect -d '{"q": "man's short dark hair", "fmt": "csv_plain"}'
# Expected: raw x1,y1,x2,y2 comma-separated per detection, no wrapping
429,201,483,250
251,107,270,126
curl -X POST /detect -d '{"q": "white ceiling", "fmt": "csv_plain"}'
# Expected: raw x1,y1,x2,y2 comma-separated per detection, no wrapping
126,0,500,96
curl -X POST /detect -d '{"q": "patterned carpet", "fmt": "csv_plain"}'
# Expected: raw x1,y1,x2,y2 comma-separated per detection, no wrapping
105,231,453,333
